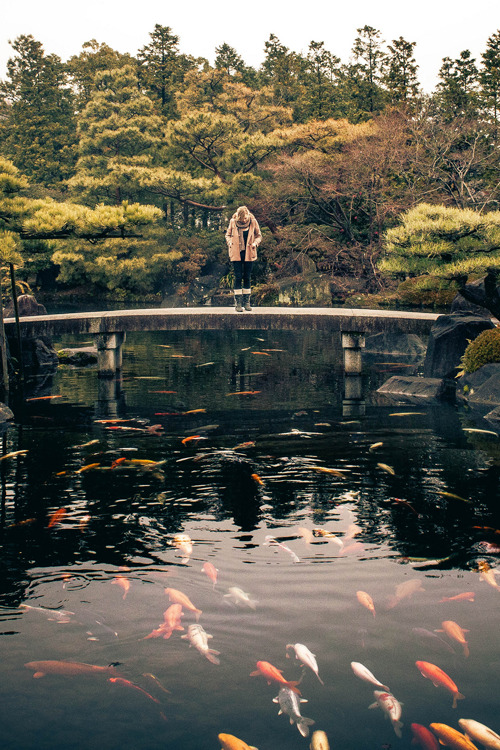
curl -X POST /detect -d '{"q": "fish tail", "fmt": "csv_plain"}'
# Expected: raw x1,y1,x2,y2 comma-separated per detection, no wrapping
286,680,302,696
453,692,465,708
206,650,220,665
317,674,325,686
195,608,202,621
393,720,403,738
463,644,470,658
297,718,315,738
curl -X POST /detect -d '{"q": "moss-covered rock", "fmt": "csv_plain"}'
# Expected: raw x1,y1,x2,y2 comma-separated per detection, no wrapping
461,328,500,373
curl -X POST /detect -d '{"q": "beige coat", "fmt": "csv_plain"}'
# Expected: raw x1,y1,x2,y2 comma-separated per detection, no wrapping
225,213,262,262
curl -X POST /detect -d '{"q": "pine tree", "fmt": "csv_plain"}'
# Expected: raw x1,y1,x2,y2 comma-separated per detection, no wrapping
301,41,340,120
349,25,387,116
480,30,500,125
260,34,305,113
67,40,134,112
436,50,479,119
0,35,77,185
384,37,420,105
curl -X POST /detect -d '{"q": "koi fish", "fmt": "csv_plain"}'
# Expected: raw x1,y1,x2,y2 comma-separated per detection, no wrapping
286,643,324,685
369,690,404,737
350,662,389,691
226,391,261,396
142,672,171,695
164,588,202,620
218,733,258,750
252,351,271,356
297,527,314,544
181,623,220,664
357,590,376,617
389,411,425,416
224,586,257,609
310,730,330,750
233,441,256,450
25,660,120,678
71,439,99,449
172,533,193,558
202,561,218,588
183,409,206,414
20,604,75,623
250,661,301,695
0,450,28,461
310,466,347,476
430,723,479,749
411,628,455,654
264,535,300,563
181,435,202,444
273,685,315,737
369,442,383,452
251,473,264,485
26,395,62,401
377,462,395,475
463,428,498,436
387,578,425,609
437,620,470,657
477,560,500,591
439,592,475,603
111,575,130,600
415,661,465,708
108,677,160,704
47,507,67,528
143,603,184,640
410,723,440,750
438,491,469,503
458,719,500,749
393,497,420,515
195,362,214,367
75,463,100,473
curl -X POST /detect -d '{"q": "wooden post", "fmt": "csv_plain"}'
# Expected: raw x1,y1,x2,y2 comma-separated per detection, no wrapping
0,288,9,394
9,263,24,387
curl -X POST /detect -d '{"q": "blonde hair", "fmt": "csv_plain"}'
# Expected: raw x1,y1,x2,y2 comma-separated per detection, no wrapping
235,205,250,222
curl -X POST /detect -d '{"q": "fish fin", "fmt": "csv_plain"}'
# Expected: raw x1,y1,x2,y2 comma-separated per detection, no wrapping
381,684,390,692
249,670,260,677
434,629,444,633
300,698,308,703
272,697,279,703
368,702,378,709
298,718,315,737
289,718,294,725
206,651,220,665
287,681,301,695
464,645,470,658
174,624,184,631
394,721,403,738
33,672,45,678
452,692,465,708
317,675,325,685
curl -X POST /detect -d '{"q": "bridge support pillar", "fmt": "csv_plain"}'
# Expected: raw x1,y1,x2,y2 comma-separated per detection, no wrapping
341,332,365,374
94,332,125,378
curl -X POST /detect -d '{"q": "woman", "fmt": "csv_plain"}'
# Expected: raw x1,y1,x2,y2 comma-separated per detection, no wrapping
225,205,262,311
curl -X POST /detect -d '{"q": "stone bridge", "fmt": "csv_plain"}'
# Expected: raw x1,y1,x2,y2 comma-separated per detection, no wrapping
4,306,440,377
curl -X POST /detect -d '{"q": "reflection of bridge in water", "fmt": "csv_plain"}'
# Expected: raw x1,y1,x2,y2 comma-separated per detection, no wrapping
5,306,440,417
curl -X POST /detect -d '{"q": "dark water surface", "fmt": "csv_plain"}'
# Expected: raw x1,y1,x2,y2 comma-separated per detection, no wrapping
1,330,500,750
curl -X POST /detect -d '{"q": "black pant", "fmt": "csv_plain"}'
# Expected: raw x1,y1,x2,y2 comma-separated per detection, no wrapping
233,259,253,290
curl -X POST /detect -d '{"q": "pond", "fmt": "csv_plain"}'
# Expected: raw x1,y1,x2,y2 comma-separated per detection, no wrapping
1,329,500,750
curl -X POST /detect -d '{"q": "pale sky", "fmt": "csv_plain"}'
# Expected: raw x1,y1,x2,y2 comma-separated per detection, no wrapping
1,0,499,92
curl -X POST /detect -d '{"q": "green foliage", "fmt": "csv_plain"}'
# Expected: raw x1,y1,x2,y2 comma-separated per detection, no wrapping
461,328,500,372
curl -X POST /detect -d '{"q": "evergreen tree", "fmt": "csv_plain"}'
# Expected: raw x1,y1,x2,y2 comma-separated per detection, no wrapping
0,35,77,185
480,30,500,125
67,40,134,112
436,50,479,118
260,34,305,113
301,41,340,120
69,65,163,205
137,24,197,119
349,25,387,116
215,43,246,76
384,37,420,105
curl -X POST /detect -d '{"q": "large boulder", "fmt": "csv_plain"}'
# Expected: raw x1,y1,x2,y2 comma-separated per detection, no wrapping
4,294,59,374
451,280,495,318
377,375,455,403
456,363,500,405
423,312,495,379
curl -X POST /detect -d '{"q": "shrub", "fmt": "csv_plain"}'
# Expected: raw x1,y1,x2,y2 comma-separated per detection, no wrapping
461,328,500,373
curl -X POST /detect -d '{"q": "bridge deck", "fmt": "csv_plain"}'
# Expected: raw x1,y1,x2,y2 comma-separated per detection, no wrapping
3,307,440,337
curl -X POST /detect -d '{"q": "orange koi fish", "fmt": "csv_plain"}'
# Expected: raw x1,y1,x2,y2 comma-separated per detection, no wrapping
429,723,479,749
47,507,67,528
108,677,160,704
357,590,376,617
251,351,271,356
25,660,120,678
233,441,256,450
251,473,264,485
112,575,130,600
164,587,201,619
181,435,203,444
218,734,258,750
94,419,135,424
310,466,347,476
249,661,301,695
226,391,261,396
436,620,470,657
0,450,28,461
202,562,218,588
143,603,184,640
148,390,177,394
410,723,440,750
75,463,100,473
26,395,62,402
439,592,475,603
415,661,465,708
183,409,206,415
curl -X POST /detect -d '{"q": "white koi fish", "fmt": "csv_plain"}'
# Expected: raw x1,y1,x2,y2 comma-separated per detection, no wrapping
181,624,220,665
310,730,330,750
223,586,257,609
458,718,500,749
273,686,315,737
264,535,300,563
369,690,404,738
386,578,425,609
351,662,389,691
286,643,324,685
20,604,75,623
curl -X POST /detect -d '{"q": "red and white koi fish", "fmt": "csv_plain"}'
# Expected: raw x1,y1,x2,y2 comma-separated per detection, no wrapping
250,661,301,695
351,661,389,691
286,643,323,685
415,660,465,708
458,718,500,749
172,533,193,561
264,535,300,563
164,587,202,620
437,620,470,657
181,623,220,664
356,590,376,617
369,690,403,738
202,561,218,588
25,660,120,678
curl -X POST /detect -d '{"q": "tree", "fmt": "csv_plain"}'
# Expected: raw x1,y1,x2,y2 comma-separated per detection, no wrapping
260,34,305,114
480,30,500,125
66,40,134,112
300,41,341,120
137,25,198,119
384,37,420,105
215,43,246,76
436,50,479,119
0,35,77,185
348,25,387,116
69,65,163,205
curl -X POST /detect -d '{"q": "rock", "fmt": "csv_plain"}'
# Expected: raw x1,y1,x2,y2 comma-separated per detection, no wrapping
57,347,98,366
365,333,426,363
423,312,495,379
4,294,47,317
4,293,59,374
457,363,500,405
0,403,14,423
377,375,455,403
